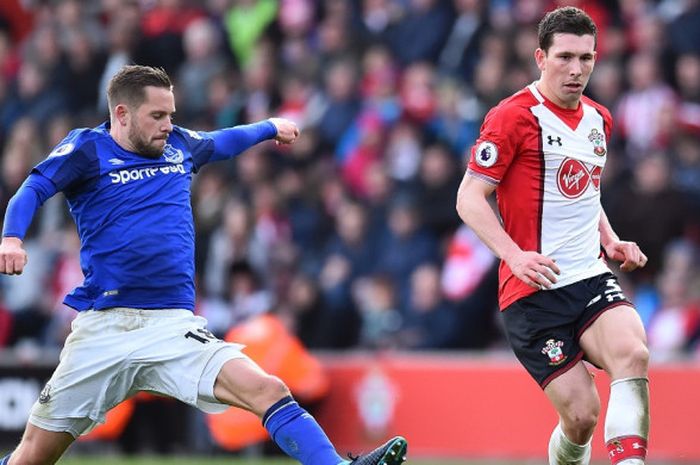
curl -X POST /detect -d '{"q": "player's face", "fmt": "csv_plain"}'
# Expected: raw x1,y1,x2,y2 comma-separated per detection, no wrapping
535,33,596,109
128,86,175,158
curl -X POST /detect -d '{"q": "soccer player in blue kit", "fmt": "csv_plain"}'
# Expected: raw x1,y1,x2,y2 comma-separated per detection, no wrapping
0,65,408,465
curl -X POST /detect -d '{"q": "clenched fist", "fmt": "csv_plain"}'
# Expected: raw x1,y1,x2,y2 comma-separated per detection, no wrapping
268,117,300,145
0,236,28,275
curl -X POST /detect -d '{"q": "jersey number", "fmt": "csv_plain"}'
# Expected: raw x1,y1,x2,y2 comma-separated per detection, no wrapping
604,278,626,303
185,328,218,344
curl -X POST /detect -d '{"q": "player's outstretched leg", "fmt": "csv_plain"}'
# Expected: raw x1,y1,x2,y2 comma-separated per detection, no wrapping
604,377,649,465
346,436,408,465
263,395,408,465
217,357,408,465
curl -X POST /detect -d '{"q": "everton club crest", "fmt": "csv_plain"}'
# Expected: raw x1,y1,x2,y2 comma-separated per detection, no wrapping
588,128,607,156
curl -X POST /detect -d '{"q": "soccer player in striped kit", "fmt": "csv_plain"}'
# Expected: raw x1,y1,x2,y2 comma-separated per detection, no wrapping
457,7,649,465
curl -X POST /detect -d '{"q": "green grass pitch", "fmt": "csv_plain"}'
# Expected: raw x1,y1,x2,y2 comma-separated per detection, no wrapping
52,457,687,465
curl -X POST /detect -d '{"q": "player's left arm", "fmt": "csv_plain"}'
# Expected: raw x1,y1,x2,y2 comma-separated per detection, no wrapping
599,208,648,272
207,118,299,161
185,118,300,168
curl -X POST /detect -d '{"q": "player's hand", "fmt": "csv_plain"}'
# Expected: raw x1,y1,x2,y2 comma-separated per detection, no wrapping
0,236,28,275
505,249,560,290
268,117,300,145
604,240,647,272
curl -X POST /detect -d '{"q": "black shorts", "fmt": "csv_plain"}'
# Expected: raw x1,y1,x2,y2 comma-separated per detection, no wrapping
502,272,632,389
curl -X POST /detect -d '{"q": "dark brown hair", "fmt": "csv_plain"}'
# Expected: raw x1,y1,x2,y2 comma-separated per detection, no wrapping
107,65,172,112
538,7,597,52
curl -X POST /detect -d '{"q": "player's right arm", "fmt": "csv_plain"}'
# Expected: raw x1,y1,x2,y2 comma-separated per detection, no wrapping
0,173,58,275
456,174,559,289
0,128,95,275
457,99,559,290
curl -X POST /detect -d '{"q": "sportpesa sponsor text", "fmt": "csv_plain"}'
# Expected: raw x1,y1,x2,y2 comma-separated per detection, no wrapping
109,163,186,184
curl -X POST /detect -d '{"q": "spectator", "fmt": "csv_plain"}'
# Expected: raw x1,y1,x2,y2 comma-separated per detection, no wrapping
399,263,460,349
674,53,700,134
63,28,107,119
384,0,453,66
317,57,361,151
615,52,677,160
177,17,228,122
427,78,479,156
415,143,463,239
353,274,402,349
441,224,499,349
438,0,488,81
0,60,67,134
97,11,142,115
671,132,700,216
647,241,700,361
374,194,440,308
136,0,205,74
605,152,689,282
203,197,267,300
223,0,277,69
666,0,700,56
276,271,330,349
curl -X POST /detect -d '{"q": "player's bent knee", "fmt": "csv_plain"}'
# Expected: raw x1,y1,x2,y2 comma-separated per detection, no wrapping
630,343,650,368
561,407,598,437
613,343,649,376
262,375,291,403
229,373,291,416
246,375,291,416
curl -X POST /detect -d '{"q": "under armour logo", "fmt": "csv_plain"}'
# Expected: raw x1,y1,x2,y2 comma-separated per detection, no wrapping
606,292,625,302
547,135,562,146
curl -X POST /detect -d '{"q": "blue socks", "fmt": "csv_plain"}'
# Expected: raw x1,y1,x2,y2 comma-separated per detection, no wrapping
263,396,345,465
1,454,10,465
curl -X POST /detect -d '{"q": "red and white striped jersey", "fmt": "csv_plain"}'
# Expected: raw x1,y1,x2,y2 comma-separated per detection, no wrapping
467,83,613,310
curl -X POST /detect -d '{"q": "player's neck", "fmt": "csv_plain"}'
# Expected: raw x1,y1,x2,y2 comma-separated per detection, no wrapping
109,121,135,153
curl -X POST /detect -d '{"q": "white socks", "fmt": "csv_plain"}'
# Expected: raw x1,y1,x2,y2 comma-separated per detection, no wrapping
549,377,649,465
549,423,592,465
605,377,650,465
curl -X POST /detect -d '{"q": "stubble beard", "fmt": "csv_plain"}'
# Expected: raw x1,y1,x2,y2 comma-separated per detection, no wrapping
128,130,164,159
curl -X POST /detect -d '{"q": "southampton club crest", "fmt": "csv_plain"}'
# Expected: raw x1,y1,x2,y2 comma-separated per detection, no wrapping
541,339,567,366
163,144,184,164
588,128,607,156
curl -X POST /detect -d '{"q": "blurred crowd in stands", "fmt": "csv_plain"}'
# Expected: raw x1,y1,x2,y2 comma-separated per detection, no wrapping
0,0,698,360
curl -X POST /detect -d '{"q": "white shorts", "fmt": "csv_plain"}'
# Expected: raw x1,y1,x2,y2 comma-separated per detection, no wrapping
29,308,248,437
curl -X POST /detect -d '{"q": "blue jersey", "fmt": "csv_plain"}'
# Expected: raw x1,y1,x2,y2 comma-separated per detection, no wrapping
29,122,274,311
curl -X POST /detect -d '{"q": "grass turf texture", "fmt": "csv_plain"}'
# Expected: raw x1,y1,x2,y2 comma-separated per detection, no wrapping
50,457,687,465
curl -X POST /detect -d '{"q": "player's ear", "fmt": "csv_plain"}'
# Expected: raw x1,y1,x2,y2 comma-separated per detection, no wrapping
535,48,546,71
114,104,129,126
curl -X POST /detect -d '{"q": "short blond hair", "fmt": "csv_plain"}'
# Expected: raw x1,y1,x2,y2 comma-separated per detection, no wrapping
107,65,172,113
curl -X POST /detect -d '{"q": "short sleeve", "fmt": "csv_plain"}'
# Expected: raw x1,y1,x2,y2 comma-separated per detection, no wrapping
32,130,97,192
466,103,524,185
